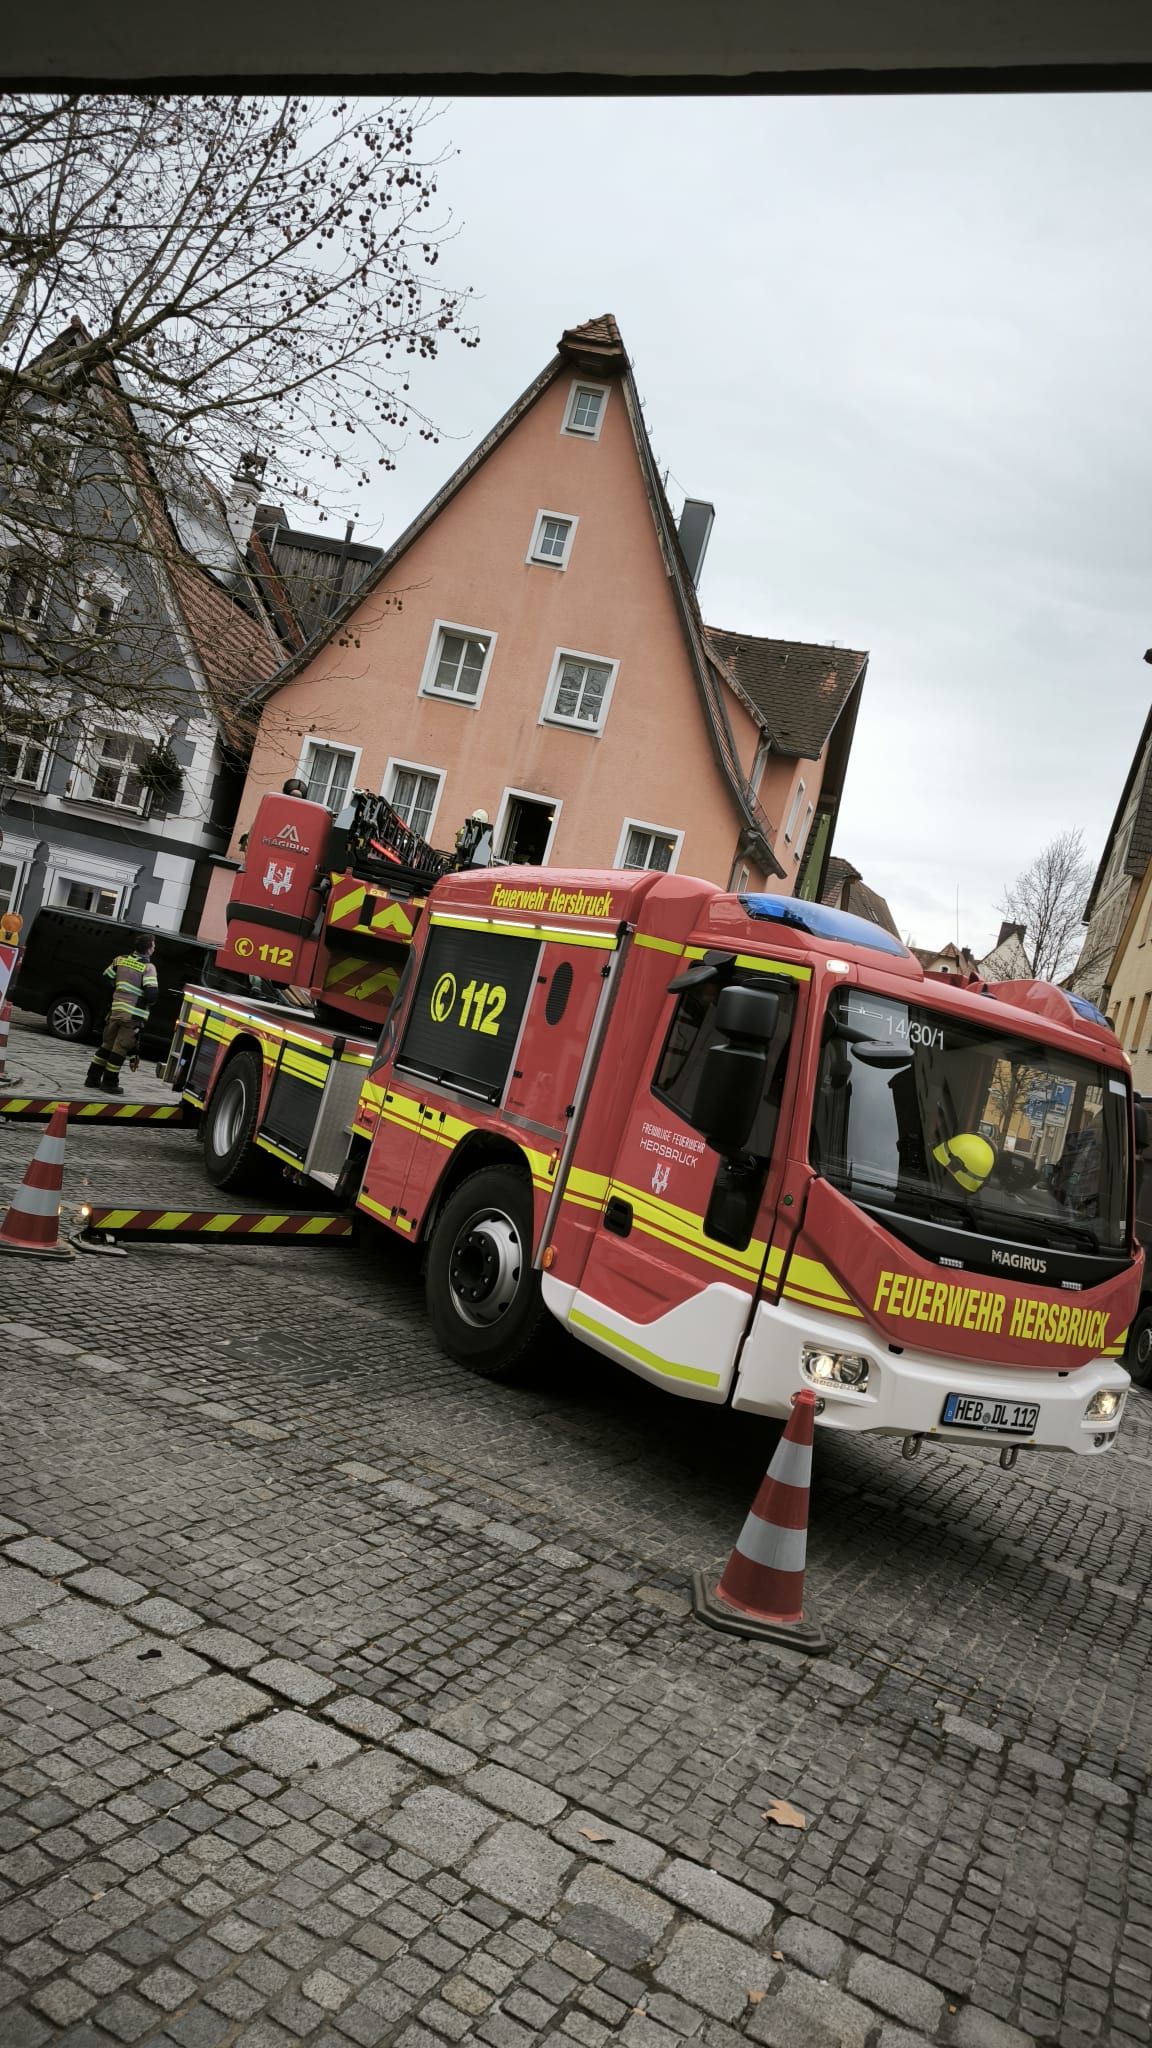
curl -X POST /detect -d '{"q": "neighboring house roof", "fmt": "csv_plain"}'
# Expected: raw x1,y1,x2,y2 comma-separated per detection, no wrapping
241,314,868,878
20,331,282,749
705,630,869,761
249,507,383,646
1084,700,1152,919
820,856,899,936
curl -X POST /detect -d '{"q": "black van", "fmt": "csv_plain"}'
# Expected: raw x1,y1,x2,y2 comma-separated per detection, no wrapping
10,908,220,1058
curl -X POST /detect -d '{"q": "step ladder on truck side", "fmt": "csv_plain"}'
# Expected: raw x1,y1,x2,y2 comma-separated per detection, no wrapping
167,796,1142,1459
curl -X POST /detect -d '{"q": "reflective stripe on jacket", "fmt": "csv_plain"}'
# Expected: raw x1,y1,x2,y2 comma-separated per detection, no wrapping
104,953,158,1021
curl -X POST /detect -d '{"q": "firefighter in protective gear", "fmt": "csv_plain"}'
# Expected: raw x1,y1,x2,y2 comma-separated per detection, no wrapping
85,936,158,1094
933,1130,995,1195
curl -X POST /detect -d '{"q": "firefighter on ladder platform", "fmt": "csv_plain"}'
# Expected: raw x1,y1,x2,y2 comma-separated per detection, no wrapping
85,935,158,1094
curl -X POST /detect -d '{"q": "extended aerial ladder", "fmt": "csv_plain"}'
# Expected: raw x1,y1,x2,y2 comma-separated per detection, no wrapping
217,788,490,1033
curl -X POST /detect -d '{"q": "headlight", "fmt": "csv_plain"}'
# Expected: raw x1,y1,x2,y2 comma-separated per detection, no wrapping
801,1346,870,1392
1085,1389,1122,1422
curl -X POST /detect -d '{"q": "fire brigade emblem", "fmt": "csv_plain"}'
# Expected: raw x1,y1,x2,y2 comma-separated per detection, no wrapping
651,1163,671,1196
263,860,295,897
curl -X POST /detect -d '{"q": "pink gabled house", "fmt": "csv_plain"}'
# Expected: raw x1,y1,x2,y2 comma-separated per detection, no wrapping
200,315,867,940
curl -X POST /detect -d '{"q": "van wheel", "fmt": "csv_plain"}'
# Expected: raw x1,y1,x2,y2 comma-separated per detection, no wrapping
47,993,94,1043
425,1166,545,1379
202,1050,265,1191
1126,1307,1152,1389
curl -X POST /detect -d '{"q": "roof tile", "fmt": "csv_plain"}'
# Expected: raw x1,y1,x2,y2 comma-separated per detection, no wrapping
705,628,868,759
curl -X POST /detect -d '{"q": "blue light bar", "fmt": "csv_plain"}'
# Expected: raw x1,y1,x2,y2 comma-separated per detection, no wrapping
740,894,910,959
1066,992,1111,1028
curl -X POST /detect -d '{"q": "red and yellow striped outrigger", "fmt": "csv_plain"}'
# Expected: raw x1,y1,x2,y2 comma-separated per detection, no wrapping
79,1206,355,1242
0,1098,186,1122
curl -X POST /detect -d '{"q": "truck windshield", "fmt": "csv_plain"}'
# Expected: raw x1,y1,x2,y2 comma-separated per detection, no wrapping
810,988,1129,1253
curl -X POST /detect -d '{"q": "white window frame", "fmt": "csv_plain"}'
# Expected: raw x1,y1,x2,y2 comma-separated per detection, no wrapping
614,818,684,876
562,380,610,441
44,844,139,921
0,550,54,628
0,831,37,918
794,802,814,861
492,786,563,869
295,737,362,814
784,779,806,842
0,712,57,793
69,724,162,816
526,510,578,571
539,645,620,736
418,619,498,711
5,423,76,503
382,757,446,843
75,568,128,638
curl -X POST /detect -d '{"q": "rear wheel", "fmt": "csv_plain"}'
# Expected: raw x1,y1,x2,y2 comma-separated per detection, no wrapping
425,1165,545,1379
202,1049,265,1192
47,992,95,1043
1126,1306,1152,1389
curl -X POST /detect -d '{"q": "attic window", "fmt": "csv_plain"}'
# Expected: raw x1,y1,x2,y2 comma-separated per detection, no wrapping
527,511,577,570
563,382,608,441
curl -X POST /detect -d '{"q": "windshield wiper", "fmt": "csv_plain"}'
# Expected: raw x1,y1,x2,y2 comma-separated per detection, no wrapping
978,1211,1101,1254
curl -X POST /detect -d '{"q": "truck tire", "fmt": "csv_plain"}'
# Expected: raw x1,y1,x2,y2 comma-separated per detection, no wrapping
202,1049,265,1192
425,1165,545,1379
1126,1306,1152,1390
47,992,95,1043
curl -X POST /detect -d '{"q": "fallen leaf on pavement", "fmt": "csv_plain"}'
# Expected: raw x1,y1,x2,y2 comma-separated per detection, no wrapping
761,1799,806,1830
771,1951,784,1961
579,1828,614,1843
747,1990,766,2004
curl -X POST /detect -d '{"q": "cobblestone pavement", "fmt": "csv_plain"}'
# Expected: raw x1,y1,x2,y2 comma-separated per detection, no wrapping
2,1019,1151,2048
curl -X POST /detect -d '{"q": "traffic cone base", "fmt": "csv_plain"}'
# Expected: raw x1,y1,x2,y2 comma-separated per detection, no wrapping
689,1568,830,1652
0,1107,74,1259
691,1387,831,1655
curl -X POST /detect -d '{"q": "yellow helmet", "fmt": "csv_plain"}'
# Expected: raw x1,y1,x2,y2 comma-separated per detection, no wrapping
933,1131,995,1195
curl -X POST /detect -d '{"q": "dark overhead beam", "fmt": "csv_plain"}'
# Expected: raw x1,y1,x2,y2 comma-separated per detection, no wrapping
4,0,1152,89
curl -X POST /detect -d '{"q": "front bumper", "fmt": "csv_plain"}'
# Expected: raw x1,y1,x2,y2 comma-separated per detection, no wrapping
732,1295,1130,1454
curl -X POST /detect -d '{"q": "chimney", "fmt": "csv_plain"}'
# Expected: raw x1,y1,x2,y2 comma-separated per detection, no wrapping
676,499,715,587
226,452,267,552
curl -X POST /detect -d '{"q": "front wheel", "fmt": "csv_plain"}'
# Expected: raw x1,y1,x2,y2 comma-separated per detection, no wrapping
202,1049,265,1191
425,1166,545,1379
47,992,95,1042
1126,1306,1152,1390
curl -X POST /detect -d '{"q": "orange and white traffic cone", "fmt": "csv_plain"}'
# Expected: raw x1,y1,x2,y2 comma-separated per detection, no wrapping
692,1387,829,1652
0,1106,74,1259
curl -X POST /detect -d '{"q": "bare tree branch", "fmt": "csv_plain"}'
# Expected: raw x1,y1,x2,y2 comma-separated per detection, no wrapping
0,93,475,736
998,829,1093,984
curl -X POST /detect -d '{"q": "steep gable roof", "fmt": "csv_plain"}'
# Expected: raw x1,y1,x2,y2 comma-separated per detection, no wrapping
705,628,868,760
239,314,866,874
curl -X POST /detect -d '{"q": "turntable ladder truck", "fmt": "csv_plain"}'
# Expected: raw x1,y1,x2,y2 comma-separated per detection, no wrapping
166,787,1141,1458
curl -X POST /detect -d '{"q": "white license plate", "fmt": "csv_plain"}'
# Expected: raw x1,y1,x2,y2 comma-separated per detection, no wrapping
941,1393,1039,1434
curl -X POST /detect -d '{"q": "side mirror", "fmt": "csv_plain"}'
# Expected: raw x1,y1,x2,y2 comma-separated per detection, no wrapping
693,1043,769,1154
716,984,779,1043
691,984,780,1153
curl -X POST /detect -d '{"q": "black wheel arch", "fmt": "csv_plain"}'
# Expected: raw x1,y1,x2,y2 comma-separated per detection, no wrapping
418,1132,537,1267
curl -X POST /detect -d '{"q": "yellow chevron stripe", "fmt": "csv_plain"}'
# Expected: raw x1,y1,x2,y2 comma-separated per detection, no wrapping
331,885,366,923
368,902,415,936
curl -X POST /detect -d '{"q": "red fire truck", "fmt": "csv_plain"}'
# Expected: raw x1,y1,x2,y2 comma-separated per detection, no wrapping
166,788,1140,1458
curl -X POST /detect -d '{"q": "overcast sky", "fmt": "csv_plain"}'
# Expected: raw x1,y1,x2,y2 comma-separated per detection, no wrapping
342,95,1152,957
